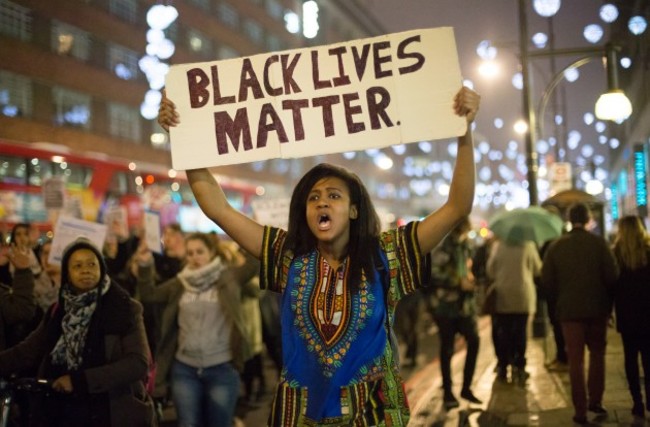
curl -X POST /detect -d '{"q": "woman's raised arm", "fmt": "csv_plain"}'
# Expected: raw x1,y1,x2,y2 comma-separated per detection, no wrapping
417,86,480,255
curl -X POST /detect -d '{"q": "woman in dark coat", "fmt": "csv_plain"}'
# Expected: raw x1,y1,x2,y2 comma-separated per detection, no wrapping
0,237,156,427
612,215,650,419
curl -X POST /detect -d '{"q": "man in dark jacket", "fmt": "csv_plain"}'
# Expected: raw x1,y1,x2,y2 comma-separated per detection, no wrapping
541,203,619,425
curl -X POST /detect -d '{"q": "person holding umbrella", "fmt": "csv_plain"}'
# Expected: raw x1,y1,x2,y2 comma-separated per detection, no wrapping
486,235,542,385
487,206,561,384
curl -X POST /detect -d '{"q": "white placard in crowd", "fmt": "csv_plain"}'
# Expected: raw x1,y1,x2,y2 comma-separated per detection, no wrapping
144,211,163,254
251,197,290,230
42,176,65,210
49,216,108,265
166,27,466,170
104,205,129,240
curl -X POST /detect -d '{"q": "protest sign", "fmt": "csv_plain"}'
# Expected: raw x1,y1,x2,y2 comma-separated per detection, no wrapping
104,205,129,240
42,176,65,209
49,216,108,265
144,211,163,254
251,197,290,230
166,27,465,170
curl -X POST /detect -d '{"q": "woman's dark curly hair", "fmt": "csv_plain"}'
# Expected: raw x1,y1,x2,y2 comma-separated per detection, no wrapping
284,163,381,292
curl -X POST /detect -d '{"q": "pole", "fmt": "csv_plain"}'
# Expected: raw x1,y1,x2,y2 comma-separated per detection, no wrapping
518,0,538,206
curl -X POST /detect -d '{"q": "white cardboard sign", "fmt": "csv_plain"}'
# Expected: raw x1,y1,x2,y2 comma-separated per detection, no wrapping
50,216,108,265
166,27,466,170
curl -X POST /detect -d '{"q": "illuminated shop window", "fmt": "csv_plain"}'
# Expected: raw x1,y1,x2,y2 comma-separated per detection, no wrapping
108,43,139,80
0,70,32,118
51,20,90,60
52,86,91,129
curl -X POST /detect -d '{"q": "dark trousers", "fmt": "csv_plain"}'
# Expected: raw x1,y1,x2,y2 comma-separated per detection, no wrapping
434,315,479,392
494,313,528,369
620,332,650,404
562,317,608,418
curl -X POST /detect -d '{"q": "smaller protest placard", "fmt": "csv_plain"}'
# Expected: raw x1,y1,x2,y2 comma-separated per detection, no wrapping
42,176,65,210
144,211,163,254
251,197,290,230
104,205,129,241
49,216,108,265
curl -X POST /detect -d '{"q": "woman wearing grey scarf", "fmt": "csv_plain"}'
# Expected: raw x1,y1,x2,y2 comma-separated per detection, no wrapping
136,232,258,427
0,237,156,427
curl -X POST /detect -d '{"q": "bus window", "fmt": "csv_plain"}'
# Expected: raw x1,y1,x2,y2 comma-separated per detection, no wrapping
54,162,92,189
23,157,92,189
0,154,28,185
108,170,132,197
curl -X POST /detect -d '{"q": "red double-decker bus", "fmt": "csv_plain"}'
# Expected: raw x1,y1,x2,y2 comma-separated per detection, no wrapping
0,139,259,237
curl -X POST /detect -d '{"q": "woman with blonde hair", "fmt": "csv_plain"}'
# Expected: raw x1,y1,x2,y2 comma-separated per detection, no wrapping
136,232,257,427
612,215,650,419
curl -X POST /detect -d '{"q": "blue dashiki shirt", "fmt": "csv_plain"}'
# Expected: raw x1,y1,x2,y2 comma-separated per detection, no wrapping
259,221,429,426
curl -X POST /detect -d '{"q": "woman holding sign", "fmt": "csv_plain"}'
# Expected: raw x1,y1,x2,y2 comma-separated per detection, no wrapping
158,86,480,426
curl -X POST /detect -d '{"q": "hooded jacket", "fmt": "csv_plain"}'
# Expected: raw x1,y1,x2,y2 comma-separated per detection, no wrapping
0,237,157,427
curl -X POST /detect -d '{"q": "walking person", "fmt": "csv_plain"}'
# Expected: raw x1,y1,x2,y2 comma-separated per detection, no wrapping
612,215,650,419
135,232,258,427
157,86,480,425
427,216,482,409
0,237,156,427
487,239,542,385
541,203,619,425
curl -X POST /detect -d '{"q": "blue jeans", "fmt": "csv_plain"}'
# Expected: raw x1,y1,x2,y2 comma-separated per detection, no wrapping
171,359,241,427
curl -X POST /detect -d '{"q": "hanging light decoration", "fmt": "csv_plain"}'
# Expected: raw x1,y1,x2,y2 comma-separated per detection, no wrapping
139,3,179,120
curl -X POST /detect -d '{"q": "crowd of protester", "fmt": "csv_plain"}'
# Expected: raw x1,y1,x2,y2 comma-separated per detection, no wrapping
2,198,650,426
0,222,282,427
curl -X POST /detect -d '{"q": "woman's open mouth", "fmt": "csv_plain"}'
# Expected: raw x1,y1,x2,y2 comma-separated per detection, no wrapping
318,214,331,230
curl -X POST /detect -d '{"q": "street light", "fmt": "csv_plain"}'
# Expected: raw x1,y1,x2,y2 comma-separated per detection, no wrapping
595,45,633,121
517,0,633,206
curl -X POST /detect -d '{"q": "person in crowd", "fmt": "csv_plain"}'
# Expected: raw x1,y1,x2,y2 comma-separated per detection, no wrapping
135,232,258,427
157,86,480,425
0,223,44,350
612,215,650,419
0,222,42,285
486,238,542,385
427,216,482,409
105,221,187,406
541,203,619,425
0,237,156,427
33,238,61,312
0,239,40,427
0,244,37,352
